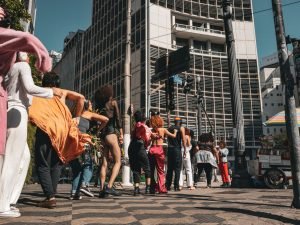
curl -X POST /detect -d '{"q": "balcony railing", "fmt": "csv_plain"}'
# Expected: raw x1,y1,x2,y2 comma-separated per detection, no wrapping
173,23,225,36
172,44,227,57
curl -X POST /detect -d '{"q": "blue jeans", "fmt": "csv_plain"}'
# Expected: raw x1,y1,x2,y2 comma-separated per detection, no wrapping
70,146,93,194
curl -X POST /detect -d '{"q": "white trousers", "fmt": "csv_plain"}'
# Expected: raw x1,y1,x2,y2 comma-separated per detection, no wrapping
179,149,193,187
0,105,30,212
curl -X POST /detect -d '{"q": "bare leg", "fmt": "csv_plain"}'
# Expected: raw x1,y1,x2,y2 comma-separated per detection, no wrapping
99,147,109,190
105,134,121,188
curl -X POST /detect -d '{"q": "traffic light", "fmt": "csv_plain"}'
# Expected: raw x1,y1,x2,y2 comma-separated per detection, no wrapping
183,75,194,94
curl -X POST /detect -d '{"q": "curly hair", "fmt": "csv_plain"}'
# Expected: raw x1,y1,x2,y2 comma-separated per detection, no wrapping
218,140,226,148
199,132,214,143
94,84,113,109
134,110,146,123
42,72,60,88
150,115,164,129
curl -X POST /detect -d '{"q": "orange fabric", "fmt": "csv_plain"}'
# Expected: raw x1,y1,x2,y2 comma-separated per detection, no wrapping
28,96,91,164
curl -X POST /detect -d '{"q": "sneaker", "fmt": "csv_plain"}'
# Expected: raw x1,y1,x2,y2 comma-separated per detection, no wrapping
69,194,82,200
37,198,56,208
98,190,107,198
10,206,19,212
105,185,121,196
80,187,94,197
0,210,21,218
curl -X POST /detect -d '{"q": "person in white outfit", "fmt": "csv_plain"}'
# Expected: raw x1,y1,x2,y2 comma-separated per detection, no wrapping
0,52,60,218
179,127,194,190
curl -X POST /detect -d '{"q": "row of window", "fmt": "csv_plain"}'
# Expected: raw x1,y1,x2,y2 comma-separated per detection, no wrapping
150,0,252,21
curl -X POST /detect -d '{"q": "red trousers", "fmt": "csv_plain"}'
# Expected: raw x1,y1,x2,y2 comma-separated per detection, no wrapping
218,162,230,183
149,145,167,193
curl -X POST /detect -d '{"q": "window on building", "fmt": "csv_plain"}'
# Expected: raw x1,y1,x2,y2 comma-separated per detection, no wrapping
211,43,225,52
176,37,189,47
267,128,270,134
175,18,189,25
194,40,207,50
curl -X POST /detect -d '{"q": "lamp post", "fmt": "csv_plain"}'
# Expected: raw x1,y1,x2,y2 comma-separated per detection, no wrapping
196,76,202,138
222,0,249,187
272,0,300,208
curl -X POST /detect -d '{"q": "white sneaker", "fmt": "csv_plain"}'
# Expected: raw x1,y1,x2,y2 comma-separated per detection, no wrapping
10,206,20,212
0,210,21,218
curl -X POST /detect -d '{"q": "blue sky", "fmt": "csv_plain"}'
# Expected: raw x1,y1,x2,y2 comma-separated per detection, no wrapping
35,0,300,65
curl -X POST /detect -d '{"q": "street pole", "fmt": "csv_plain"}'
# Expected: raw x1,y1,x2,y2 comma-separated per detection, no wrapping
122,0,132,186
222,0,248,187
271,0,300,208
165,53,170,127
196,76,202,139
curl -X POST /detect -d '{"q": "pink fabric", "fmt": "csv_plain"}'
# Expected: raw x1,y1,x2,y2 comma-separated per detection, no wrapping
132,122,152,147
0,7,5,19
0,27,52,155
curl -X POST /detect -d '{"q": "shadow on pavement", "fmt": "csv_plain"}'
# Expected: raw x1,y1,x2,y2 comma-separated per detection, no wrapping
195,206,300,225
155,193,291,208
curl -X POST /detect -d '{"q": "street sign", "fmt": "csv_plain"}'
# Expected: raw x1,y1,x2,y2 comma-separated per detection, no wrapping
171,75,183,85
168,45,190,75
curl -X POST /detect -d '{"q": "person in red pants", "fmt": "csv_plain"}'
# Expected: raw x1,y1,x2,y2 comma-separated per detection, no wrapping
217,140,231,187
148,112,177,194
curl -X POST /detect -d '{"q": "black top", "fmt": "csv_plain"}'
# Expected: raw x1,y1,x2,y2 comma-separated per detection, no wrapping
100,100,122,136
167,125,181,147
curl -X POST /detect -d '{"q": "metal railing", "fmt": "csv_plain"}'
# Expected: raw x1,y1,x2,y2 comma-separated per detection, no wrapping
171,44,227,57
173,23,225,36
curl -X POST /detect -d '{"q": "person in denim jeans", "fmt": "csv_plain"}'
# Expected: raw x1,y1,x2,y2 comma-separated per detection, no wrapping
69,100,108,200
70,144,94,199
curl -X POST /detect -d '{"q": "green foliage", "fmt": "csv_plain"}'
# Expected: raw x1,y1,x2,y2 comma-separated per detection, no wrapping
0,0,31,31
29,55,42,86
26,123,36,183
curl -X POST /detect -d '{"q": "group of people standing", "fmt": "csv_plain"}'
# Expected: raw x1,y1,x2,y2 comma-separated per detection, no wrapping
128,111,232,196
0,6,231,219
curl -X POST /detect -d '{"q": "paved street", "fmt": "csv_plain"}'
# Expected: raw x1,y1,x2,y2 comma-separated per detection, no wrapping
0,183,300,225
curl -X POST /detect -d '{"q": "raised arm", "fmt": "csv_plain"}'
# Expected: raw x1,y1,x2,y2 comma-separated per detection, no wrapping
0,28,52,72
61,89,85,117
164,128,177,138
85,111,109,131
18,62,53,98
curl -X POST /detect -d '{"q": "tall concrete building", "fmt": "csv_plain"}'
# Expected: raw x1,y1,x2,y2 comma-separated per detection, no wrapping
22,0,37,33
260,53,299,136
60,0,262,157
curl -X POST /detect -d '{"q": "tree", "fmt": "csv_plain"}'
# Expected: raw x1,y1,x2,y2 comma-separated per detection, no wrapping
0,0,31,31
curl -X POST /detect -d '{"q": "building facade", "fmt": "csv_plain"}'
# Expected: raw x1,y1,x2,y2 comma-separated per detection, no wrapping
260,53,299,136
22,0,36,33
60,0,262,157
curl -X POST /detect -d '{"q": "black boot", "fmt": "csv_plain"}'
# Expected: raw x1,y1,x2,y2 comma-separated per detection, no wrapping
134,186,140,196
145,185,150,195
